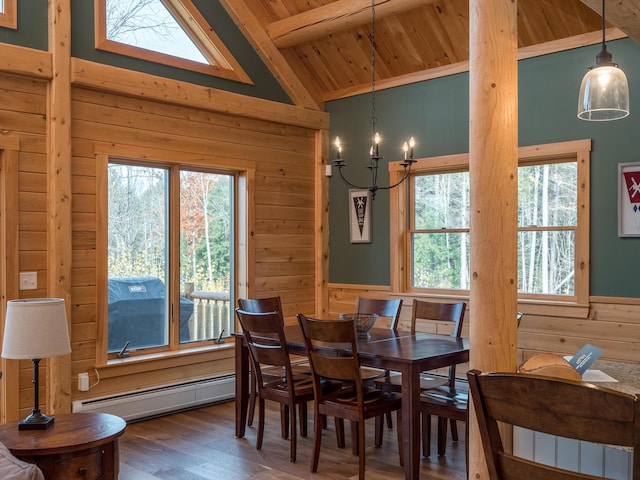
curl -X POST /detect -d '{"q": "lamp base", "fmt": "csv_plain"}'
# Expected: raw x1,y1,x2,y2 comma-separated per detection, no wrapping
18,411,54,430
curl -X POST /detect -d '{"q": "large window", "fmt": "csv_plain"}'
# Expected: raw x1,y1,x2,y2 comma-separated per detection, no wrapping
394,140,590,304
106,160,234,356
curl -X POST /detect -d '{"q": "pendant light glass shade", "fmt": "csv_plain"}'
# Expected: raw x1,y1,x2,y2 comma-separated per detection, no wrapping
577,0,629,121
577,51,630,121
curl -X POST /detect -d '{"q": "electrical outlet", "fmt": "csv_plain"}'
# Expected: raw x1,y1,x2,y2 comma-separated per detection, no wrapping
78,373,89,391
19,272,37,290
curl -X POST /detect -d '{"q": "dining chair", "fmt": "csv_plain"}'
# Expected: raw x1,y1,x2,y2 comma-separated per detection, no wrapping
235,308,316,462
237,296,311,430
419,310,524,460
467,369,640,480
375,298,466,455
297,313,403,480
355,297,403,331
354,297,403,435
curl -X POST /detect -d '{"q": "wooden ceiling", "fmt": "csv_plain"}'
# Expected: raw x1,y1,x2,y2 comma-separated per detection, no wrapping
219,0,640,110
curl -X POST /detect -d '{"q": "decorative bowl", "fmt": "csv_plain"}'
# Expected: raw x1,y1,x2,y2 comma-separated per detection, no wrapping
339,313,378,338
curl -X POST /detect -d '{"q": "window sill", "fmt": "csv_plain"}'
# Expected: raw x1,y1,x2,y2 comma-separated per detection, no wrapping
95,340,235,379
393,291,590,319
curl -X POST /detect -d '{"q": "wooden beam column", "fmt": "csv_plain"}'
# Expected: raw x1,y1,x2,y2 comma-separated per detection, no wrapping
314,129,330,318
468,0,519,478
47,0,73,414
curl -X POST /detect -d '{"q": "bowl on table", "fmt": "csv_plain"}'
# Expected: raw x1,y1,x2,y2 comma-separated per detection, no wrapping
339,313,378,338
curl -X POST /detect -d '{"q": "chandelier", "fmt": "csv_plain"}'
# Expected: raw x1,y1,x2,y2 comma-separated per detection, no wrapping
331,0,416,199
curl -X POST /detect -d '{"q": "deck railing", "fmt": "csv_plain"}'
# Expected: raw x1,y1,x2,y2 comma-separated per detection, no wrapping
183,284,232,342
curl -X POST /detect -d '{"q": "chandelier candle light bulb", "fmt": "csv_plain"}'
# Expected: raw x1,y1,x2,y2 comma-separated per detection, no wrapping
403,137,415,160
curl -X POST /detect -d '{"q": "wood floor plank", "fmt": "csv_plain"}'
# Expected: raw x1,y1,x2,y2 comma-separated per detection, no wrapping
119,400,467,479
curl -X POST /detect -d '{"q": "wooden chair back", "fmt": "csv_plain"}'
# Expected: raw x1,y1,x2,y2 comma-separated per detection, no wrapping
355,297,403,331
237,296,283,315
235,309,292,389
467,369,640,480
297,314,362,387
411,299,466,336
412,299,466,386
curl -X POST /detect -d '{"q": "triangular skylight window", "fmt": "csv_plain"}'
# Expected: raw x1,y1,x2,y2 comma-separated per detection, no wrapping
96,0,251,83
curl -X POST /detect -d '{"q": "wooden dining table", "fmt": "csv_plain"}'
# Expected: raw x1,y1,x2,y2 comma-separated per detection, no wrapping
234,324,470,480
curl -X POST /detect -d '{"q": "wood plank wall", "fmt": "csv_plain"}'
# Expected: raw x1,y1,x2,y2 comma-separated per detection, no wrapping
329,284,640,366
1,65,322,415
3,66,640,416
1,74,49,419
69,86,319,400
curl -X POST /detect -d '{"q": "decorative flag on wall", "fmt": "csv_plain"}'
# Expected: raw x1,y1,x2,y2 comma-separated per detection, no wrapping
623,171,640,211
354,195,367,236
618,163,640,237
349,189,371,243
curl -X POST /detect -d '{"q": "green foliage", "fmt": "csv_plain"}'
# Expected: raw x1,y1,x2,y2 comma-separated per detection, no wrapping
412,161,577,295
108,164,232,294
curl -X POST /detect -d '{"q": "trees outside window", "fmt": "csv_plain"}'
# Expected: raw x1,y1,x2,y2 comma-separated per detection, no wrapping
107,161,233,355
402,141,589,304
94,0,251,82
105,0,209,64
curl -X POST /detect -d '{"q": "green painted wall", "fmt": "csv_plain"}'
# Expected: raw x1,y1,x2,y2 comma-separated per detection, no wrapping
327,38,640,298
0,0,47,50
70,0,291,103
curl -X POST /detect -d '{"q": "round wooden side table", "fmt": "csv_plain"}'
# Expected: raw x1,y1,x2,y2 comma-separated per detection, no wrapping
0,412,126,479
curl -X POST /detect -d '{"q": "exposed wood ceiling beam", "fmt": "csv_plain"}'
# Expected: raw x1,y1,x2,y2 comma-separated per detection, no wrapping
218,0,321,110
580,0,640,44
324,28,627,102
71,59,329,129
267,0,435,49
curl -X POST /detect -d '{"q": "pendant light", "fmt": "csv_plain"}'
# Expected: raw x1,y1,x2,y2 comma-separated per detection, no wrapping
577,0,629,121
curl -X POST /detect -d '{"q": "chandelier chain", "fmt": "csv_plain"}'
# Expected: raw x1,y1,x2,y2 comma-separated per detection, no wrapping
370,0,376,137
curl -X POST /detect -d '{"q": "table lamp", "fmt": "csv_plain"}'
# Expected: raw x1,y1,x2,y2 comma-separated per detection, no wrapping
1,298,71,430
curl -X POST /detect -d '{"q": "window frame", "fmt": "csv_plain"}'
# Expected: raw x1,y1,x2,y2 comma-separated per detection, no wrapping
389,139,591,308
94,0,252,84
0,0,17,29
96,151,252,365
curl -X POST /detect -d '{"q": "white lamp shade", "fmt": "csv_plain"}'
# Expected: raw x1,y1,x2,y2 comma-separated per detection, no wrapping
577,64,630,121
2,298,71,359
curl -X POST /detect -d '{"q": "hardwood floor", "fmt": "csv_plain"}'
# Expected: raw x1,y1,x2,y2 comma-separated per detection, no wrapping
118,400,467,479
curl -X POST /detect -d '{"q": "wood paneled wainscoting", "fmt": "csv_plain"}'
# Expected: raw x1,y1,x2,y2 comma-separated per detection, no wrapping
329,284,640,365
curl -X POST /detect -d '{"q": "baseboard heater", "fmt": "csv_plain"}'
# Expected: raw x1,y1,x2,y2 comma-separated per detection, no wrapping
71,374,235,422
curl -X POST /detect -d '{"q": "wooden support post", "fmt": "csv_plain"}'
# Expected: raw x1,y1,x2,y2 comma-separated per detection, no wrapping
315,129,330,319
1,140,20,422
47,0,73,414
468,0,519,478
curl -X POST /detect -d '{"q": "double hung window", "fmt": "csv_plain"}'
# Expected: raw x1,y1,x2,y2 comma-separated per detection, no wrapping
398,140,590,304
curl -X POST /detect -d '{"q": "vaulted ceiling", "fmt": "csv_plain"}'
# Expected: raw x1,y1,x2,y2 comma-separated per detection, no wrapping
218,0,640,110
